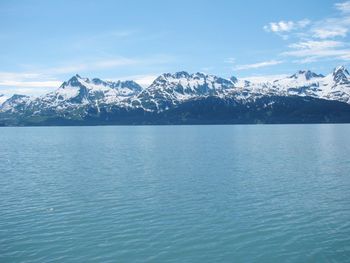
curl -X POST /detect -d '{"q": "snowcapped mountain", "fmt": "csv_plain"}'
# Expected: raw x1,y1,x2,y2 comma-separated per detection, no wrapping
332,66,350,85
1,66,350,125
0,94,31,113
321,66,350,103
232,66,350,104
267,66,349,103
37,74,142,107
131,71,235,111
1,74,142,118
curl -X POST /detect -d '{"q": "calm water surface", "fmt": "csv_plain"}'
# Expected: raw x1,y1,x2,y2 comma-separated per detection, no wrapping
0,125,349,262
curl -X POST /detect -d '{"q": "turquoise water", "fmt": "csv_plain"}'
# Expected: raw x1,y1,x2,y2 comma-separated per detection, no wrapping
0,125,350,262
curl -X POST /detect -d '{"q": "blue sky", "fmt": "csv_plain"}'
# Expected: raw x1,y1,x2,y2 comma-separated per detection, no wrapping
1,0,350,96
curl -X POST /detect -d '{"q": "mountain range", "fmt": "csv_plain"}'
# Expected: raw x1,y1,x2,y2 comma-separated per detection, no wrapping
1,66,350,126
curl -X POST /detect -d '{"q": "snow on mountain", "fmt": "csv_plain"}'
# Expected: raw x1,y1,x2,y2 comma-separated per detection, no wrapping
269,70,325,98
18,74,143,116
320,66,350,103
132,71,235,111
272,67,350,103
274,70,324,87
1,66,350,117
233,66,350,103
51,74,142,104
0,94,31,113
332,65,350,85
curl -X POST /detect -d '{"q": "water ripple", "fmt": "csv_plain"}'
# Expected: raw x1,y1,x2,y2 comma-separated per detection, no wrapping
1,125,350,262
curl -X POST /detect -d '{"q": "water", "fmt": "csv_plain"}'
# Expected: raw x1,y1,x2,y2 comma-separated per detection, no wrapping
0,125,350,262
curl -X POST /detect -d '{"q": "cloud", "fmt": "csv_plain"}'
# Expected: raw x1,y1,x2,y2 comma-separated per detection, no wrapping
0,72,42,80
310,16,350,39
0,87,56,97
264,21,293,33
263,19,310,33
0,72,61,87
0,80,61,88
0,71,62,96
335,1,350,13
312,27,348,38
0,54,174,97
234,60,283,70
267,1,350,37
283,40,350,62
0,58,141,97
264,1,350,64
288,40,344,50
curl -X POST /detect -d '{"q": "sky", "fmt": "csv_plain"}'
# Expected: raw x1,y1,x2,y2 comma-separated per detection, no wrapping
1,0,350,96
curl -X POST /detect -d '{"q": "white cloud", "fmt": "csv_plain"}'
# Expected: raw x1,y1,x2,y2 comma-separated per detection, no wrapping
234,60,283,70
264,2,350,64
0,70,159,97
310,16,350,39
288,40,344,50
0,55,173,96
0,72,42,80
0,80,61,88
0,87,55,97
283,40,350,62
0,71,62,97
263,19,310,33
298,19,312,28
264,21,293,32
0,58,141,97
266,15,350,40
312,27,348,38
335,1,350,13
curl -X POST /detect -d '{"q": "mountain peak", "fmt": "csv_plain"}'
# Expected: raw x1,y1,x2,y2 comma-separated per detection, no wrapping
333,65,349,75
290,70,324,80
230,76,238,84
333,65,349,84
153,71,191,84
61,74,86,88
193,72,207,78
117,80,143,92
10,94,29,100
333,65,348,72
173,71,190,78
69,74,83,82
91,77,105,85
